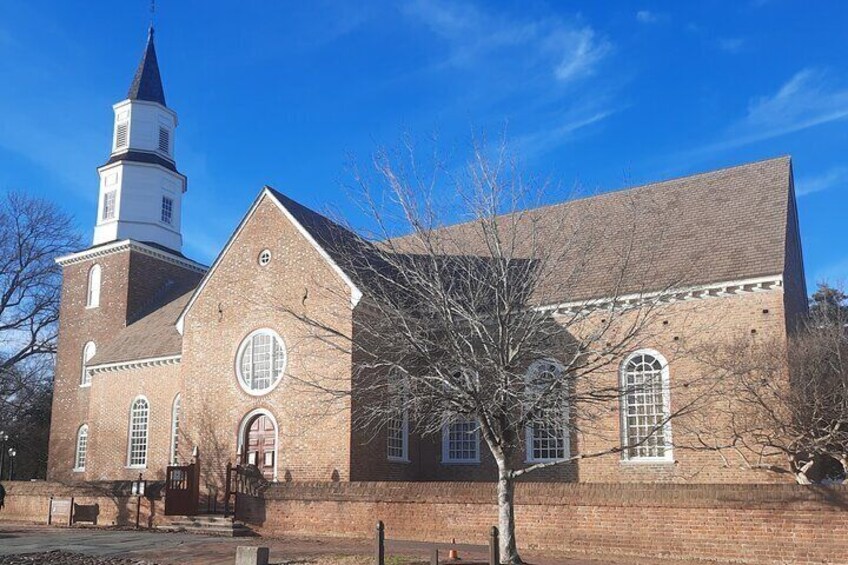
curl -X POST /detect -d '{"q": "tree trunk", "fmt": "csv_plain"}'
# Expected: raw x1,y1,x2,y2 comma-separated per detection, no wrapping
497,469,522,564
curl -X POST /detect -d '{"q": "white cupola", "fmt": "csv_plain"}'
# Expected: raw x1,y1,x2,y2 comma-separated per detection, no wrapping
93,26,187,253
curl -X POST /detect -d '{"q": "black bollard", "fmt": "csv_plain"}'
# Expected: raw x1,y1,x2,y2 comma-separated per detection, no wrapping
489,526,500,565
375,520,385,565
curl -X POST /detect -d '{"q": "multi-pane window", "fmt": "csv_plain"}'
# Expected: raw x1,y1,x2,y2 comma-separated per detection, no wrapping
386,378,409,461
102,191,116,221
443,419,479,463
158,127,170,154
161,196,173,224
237,330,286,394
170,394,181,465
128,397,150,467
115,122,128,148
81,341,96,386
621,350,672,460
525,360,569,462
74,425,88,471
86,264,101,308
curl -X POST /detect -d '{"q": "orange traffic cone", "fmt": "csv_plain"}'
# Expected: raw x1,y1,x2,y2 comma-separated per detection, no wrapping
448,538,460,560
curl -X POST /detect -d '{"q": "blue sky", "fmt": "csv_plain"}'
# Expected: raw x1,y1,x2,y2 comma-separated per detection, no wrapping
1,1,846,290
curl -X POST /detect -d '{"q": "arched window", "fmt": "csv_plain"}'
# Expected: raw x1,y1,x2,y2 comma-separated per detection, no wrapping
74,424,88,471
170,394,181,464
524,360,569,462
128,397,150,468
236,329,287,395
386,374,409,462
81,341,96,386
621,350,672,460
86,264,101,308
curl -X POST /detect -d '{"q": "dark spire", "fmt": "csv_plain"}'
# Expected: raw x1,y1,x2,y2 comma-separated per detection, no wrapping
127,25,166,106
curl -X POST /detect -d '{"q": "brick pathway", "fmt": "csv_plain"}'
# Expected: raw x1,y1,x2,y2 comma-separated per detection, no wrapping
0,524,717,565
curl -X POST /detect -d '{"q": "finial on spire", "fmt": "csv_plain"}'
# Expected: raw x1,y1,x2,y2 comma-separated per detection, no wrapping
150,0,156,27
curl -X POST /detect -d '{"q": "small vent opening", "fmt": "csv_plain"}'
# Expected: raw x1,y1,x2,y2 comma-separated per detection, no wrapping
158,127,170,154
115,122,129,149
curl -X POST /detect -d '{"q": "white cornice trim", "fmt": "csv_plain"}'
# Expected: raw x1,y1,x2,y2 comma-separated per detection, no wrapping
88,354,181,374
540,274,784,314
56,239,207,274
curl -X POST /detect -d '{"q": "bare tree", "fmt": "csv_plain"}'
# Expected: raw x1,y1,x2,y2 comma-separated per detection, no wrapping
279,139,705,564
699,288,848,485
0,191,80,476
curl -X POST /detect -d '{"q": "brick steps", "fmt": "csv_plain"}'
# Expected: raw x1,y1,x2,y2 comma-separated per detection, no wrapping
157,514,255,537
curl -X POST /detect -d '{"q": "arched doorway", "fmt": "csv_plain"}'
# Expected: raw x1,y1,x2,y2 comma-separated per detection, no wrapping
237,410,278,481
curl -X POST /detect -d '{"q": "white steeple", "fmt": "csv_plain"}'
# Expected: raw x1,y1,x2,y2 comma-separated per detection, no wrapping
93,26,187,253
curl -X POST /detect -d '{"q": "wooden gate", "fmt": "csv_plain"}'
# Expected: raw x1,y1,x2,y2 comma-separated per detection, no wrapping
164,463,199,516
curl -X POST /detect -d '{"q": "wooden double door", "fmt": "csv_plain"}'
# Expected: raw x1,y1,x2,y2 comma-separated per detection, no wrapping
242,414,276,480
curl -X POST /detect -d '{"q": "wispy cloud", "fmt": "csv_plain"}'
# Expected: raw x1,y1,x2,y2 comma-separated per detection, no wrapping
403,0,612,86
689,68,848,155
515,106,618,158
716,37,745,53
796,166,848,197
635,10,665,24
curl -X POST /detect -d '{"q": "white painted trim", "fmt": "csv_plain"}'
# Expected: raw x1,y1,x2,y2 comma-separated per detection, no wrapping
619,349,674,463
234,328,287,397
176,188,363,335
56,239,206,273
541,274,784,315
74,424,88,472
88,354,181,374
236,408,280,482
523,360,571,464
169,394,181,465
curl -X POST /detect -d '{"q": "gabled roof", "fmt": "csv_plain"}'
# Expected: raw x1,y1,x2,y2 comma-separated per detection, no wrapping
387,156,794,303
127,26,166,106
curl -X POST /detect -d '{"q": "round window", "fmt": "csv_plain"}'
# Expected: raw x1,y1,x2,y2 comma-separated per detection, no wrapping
258,249,272,266
236,329,286,395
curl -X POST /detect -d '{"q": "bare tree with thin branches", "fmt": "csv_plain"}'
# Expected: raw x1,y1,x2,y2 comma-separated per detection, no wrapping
0,191,80,477
277,138,709,563
695,288,848,485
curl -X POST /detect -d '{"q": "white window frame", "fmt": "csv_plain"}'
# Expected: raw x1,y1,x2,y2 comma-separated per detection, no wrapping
127,396,150,468
235,328,287,396
74,424,88,472
524,360,570,463
441,418,480,464
169,394,181,465
102,191,116,221
620,349,674,463
160,195,174,225
80,341,96,387
86,264,101,309
386,376,409,462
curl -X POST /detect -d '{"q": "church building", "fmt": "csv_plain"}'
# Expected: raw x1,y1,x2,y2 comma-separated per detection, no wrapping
47,27,807,488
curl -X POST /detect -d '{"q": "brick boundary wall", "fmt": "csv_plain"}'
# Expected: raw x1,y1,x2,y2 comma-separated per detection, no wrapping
0,481,166,528
236,482,848,565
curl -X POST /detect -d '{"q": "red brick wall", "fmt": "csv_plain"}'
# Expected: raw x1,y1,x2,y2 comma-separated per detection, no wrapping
0,481,166,528
237,481,848,565
180,194,354,491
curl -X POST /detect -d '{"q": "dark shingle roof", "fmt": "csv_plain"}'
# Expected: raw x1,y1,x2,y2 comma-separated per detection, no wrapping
127,26,166,106
90,289,192,366
388,156,793,302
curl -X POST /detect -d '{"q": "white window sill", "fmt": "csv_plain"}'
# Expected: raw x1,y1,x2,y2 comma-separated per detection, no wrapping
388,457,411,464
79,383,91,388
85,305,99,310
620,457,675,465
525,457,569,464
126,465,148,470
441,460,480,466
73,468,85,473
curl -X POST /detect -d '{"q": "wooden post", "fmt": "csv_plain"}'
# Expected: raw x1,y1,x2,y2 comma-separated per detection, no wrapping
375,520,385,565
489,526,499,565
47,495,53,525
224,461,232,518
68,496,74,526
429,548,439,565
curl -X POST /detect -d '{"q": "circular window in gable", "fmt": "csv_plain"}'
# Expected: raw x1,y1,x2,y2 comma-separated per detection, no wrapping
258,249,272,266
236,329,287,395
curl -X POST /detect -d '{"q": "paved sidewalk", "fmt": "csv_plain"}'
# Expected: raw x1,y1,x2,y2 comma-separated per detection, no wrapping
0,524,714,565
